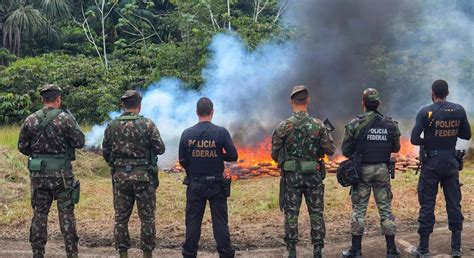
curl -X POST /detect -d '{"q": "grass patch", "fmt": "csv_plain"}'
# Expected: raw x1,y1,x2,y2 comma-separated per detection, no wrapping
0,126,20,150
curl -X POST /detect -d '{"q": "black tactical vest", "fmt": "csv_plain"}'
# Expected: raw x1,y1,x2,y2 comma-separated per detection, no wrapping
361,116,396,163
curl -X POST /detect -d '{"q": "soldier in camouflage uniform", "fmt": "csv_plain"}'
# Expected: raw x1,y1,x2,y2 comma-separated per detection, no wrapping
102,90,165,258
18,84,85,258
341,88,401,258
271,85,336,258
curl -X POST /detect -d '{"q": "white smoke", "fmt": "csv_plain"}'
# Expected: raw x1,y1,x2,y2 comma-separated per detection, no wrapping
86,33,295,166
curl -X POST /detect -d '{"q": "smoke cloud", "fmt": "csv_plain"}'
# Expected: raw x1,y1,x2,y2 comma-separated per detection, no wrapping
86,0,473,165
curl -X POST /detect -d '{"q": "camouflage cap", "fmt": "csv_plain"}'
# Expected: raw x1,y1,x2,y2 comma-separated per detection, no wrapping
39,84,62,96
290,85,308,99
363,88,380,102
120,90,142,101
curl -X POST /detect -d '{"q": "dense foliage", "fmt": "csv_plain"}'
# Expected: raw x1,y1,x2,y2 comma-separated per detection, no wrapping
0,0,473,123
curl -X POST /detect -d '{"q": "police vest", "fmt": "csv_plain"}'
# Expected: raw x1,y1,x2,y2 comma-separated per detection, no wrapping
361,116,395,163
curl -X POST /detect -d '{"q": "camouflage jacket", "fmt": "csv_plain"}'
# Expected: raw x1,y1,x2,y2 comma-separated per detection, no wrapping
18,107,85,177
271,111,336,164
102,112,165,181
342,111,401,158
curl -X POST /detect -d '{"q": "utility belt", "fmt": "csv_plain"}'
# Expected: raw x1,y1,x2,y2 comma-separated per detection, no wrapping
28,154,71,172
425,149,456,158
184,175,231,197
190,175,224,182
114,165,151,173
282,158,321,173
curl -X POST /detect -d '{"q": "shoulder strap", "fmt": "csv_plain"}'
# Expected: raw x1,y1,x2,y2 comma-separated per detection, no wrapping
353,114,380,158
39,109,62,132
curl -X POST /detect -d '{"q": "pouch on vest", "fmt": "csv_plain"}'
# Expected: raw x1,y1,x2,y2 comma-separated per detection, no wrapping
28,158,44,172
301,161,318,173
283,160,297,171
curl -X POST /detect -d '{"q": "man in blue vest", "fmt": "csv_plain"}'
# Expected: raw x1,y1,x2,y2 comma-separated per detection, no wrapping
410,80,471,258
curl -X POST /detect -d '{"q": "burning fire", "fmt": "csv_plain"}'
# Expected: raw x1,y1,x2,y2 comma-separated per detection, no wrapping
167,136,420,179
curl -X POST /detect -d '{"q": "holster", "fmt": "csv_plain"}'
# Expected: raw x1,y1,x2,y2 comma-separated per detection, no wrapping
279,169,285,211
222,177,232,197
389,157,396,179
58,180,80,209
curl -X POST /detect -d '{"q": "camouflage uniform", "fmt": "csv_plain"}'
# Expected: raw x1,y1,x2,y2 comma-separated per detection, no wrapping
18,85,85,258
271,86,336,253
102,90,165,253
342,112,400,236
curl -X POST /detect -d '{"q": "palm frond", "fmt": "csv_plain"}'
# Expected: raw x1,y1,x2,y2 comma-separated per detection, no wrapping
41,0,71,19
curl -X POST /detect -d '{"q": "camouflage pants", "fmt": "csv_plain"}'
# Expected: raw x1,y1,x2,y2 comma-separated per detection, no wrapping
113,179,156,252
283,171,325,246
30,176,78,256
350,163,396,236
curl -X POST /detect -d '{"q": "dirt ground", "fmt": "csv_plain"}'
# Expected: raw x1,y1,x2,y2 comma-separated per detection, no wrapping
0,223,473,257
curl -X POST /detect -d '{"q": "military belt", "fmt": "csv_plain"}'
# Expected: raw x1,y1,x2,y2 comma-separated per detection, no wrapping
114,165,150,173
31,153,67,159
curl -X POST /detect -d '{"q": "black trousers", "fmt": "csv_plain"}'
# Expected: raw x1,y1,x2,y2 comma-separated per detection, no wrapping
417,155,463,235
182,179,234,258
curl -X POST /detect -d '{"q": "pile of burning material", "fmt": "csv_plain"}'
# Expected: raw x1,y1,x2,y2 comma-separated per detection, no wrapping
163,137,420,179
165,161,186,173
224,161,280,180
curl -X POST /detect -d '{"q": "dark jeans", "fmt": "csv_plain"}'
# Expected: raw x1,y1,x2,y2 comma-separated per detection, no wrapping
417,155,463,235
182,178,234,258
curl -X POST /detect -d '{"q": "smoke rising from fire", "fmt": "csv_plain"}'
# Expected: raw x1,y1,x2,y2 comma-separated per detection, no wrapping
86,0,473,166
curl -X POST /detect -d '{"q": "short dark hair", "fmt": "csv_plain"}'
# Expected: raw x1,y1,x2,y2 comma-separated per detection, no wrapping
364,100,380,111
197,97,213,116
123,96,142,109
432,79,449,99
41,91,61,103
291,90,309,105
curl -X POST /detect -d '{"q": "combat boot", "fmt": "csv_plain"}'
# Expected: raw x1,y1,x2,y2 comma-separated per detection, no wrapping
143,250,153,258
67,254,79,258
451,231,462,258
119,250,128,258
411,234,430,257
341,235,362,258
313,244,323,258
287,243,297,258
410,247,430,258
385,235,400,258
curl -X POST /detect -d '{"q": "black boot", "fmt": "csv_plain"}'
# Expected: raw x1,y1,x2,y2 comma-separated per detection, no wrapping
385,235,400,258
410,234,430,257
342,235,362,258
451,231,462,258
287,243,296,258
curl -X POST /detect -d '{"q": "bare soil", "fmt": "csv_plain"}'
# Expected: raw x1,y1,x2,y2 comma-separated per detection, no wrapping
0,223,473,257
